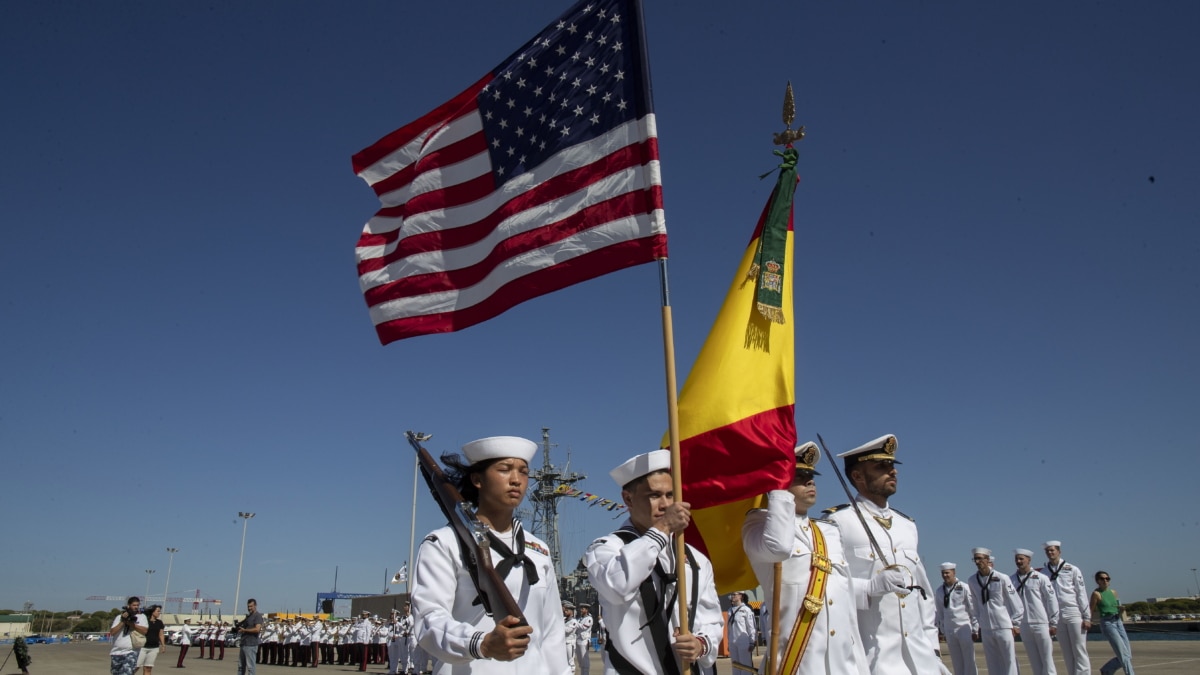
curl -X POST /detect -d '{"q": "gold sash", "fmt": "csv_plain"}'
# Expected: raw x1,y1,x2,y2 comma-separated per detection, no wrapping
778,524,830,675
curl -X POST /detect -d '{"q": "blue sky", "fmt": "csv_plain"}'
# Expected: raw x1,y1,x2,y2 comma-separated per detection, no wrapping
2,0,1198,615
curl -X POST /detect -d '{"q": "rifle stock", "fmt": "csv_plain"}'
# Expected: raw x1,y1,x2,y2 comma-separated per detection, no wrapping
406,430,528,626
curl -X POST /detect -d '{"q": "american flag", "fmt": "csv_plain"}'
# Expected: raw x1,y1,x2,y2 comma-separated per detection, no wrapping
352,0,666,344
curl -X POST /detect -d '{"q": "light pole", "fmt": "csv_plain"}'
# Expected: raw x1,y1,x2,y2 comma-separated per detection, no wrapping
1192,568,1198,599
144,569,156,603
164,548,179,615
234,512,256,614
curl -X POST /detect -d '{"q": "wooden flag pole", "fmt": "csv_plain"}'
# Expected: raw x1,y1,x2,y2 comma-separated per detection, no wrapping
658,258,691,653
769,562,782,675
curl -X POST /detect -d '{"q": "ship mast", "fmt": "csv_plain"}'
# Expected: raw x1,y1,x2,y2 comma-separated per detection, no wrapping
527,427,585,578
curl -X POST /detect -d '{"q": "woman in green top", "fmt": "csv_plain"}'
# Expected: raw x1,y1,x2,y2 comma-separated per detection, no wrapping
1090,571,1134,675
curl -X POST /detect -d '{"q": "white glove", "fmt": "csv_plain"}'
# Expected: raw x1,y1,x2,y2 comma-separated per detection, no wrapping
869,567,911,597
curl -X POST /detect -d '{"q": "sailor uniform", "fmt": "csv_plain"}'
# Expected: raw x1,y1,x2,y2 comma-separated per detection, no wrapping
585,520,724,675
1011,569,1059,675
933,580,978,675
1039,558,1091,675
574,613,594,675
967,570,1022,675
412,522,571,675
564,614,579,671
389,614,416,675
823,496,940,675
725,602,756,671
743,491,868,675
176,623,193,667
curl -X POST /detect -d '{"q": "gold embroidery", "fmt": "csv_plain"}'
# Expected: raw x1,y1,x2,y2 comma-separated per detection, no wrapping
873,515,893,530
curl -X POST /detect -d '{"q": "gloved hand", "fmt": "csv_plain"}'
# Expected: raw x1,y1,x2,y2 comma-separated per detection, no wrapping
868,567,911,597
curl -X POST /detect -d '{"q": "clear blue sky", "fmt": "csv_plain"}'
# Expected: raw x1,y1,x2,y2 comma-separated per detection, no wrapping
3,0,1198,615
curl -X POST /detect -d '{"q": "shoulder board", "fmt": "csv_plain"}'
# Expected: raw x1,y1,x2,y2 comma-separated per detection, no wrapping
423,534,438,543
821,503,851,515
814,517,837,526
891,508,915,522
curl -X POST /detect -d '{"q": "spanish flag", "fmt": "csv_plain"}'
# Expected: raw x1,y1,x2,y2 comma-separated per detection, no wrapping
667,147,800,593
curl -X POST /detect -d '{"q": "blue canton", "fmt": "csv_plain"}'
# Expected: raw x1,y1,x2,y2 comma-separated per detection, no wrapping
478,0,646,186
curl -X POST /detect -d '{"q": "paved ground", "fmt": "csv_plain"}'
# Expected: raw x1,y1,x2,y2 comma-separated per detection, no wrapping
7,640,1199,674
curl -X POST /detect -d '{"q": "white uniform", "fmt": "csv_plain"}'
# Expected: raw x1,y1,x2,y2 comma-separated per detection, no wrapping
584,521,724,675
933,581,977,675
179,624,193,646
564,615,579,671
743,491,868,675
389,614,416,675
412,523,570,675
823,496,941,675
725,603,757,670
1011,569,1058,675
1039,560,1091,675
967,571,1022,675
574,614,593,675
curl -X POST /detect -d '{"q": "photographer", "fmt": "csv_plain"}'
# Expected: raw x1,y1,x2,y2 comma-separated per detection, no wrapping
108,596,149,675
232,598,264,675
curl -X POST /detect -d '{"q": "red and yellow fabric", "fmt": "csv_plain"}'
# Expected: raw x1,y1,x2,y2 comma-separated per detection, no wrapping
665,147,800,594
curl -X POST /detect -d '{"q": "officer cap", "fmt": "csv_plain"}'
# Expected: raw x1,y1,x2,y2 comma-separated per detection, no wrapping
462,436,537,464
610,449,671,489
837,434,901,473
794,442,821,475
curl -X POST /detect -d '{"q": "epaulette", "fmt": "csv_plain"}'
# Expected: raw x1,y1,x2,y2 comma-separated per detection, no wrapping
822,504,850,515
891,508,915,523
423,534,438,543
814,517,837,526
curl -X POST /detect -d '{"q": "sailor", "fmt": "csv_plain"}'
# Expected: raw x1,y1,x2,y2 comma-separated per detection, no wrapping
176,618,194,667
724,593,756,673
967,548,1021,675
410,435,571,674
1039,541,1092,675
1012,549,1059,675
584,449,724,675
933,563,978,675
389,603,416,675
820,435,941,675
742,441,867,675
574,604,594,675
563,602,578,672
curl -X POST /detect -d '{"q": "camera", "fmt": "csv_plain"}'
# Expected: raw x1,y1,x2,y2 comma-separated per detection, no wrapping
120,606,137,623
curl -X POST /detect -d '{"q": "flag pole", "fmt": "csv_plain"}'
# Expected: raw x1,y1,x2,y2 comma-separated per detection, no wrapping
658,258,691,643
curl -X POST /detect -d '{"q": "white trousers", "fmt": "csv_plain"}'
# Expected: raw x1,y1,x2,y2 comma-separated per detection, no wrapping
944,624,978,675
1021,623,1057,675
575,641,591,675
1057,616,1091,675
981,629,1018,675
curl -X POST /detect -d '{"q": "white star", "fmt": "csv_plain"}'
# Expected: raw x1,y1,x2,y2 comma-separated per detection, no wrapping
597,9,606,19
590,113,600,124
617,99,627,111
560,98,570,108
613,41,623,52
585,57,596,67
567,23,578,34
540,37,551,48
506,146,515,156
556,20,565,29
548,92,557,102
587,84,597,95
533,86,543,97
571,51,581,62
600,63,610,74
539,113,547,123
497,166,505,176
515,127,525,137
559,71,568,82
602,92,612,102
493,89,502,99
556,45,567,56
503,71,513,80
484,110,494,120
516,52,526,62
544,65,554,76
585,31,594,41
598,35,608,46
529,134,538,145
560,125,571,136
573,105,584,116
615,69,625,81
519,154,527,163
539,140,547,150
498,119,509,129
516,78,526,88
611,12,620,23
583,3,593,13
528,56,538,68
523,106,534,117
571,77,581,88
505,98,515,109
492,138,501,149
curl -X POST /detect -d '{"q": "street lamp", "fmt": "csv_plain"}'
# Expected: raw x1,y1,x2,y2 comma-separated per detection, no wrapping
143,569,156,603
164,548,179,615
234,512,256,614
1192,568,1198,599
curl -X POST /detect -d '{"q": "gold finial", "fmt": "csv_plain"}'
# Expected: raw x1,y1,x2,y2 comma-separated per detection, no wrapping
773,81,806,146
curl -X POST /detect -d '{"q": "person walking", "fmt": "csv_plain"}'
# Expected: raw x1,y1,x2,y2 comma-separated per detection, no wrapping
136,604,166,675
1091,571,1135,675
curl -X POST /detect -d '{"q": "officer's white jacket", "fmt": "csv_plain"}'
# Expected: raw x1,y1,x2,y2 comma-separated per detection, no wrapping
179,624,193,646
933,581,978,634
584,520,723,675
967,571,1023,631
574,615,593,644
1010,570,1058,626
744,491,869,675
412,523,571,675
1038,560,1090,621
823,495,942,675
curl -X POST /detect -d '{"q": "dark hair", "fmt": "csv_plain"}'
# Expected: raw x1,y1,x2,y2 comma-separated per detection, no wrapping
127,596,140,605
248,598,256,605
145,604,162,616
441,453,503,506
1095,570,1110,582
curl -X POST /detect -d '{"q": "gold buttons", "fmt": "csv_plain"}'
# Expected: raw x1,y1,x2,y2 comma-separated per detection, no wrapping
830,630,836,636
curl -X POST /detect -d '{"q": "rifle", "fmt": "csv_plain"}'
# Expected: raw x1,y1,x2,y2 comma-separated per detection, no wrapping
406,430,528,627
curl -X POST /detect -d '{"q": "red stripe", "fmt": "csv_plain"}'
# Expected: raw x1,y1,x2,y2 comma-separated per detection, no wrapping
351,77,490,176
372,235,666,343
357,139,660,276
363,187,663,305
369,130,490,200
678,406,796,510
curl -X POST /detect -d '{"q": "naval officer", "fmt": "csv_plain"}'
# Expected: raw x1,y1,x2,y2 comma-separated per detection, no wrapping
574,604,594,675
1040,541,1091,675
1012,549,1058,675
742,441,868,675
584,449,724,675
411,436,571,675
933,563,977,675
562,603,578,672
967,548,1021,675
821,435,942,675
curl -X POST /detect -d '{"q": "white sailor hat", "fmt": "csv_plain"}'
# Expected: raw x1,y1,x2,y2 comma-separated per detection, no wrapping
561,601,575,609
971,547,992,557
610,449,671,489
837,434,900,469
462,436,537,464
1014,548,1034,557
940,562,956,570
794,442,821,475
1044,540,1062,548
578,603,590,609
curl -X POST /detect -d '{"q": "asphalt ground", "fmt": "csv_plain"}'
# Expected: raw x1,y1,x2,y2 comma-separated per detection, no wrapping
6,640,1199,674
